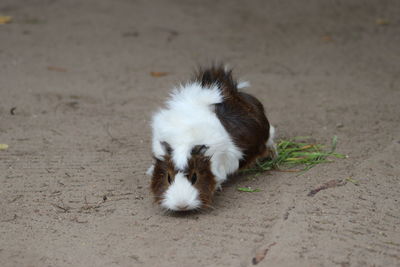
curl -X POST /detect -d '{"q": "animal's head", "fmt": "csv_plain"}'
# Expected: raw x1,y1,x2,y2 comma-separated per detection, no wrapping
150,142,216,211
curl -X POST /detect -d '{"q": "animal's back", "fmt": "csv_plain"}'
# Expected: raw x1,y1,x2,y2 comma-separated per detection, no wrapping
194,65,271,168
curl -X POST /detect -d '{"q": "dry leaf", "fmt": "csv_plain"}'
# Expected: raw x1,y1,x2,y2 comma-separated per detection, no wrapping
0,16,12,24
150,71,168,77
252,242,277,265
322,35,333,42
47,66,67,72
0,144,9,150
376,19,389,26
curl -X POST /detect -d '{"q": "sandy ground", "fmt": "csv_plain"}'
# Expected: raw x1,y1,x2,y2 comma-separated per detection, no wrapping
1,0,400,266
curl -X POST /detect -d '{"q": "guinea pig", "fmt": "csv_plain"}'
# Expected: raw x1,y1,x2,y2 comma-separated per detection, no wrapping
148,65,277,211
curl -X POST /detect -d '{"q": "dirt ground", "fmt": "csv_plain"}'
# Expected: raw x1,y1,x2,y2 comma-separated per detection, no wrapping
1,0,399,266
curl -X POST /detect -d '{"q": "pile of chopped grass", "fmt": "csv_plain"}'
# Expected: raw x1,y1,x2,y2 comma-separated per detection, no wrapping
243,136,346,174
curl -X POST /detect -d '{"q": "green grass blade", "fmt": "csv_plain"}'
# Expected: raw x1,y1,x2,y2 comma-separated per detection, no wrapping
237,187,261,192
242,136,346,175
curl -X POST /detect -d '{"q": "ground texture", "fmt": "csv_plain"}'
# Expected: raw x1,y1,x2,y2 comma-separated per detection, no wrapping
1,0,399,266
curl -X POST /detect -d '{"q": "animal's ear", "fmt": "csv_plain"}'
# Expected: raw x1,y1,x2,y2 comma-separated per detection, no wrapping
161,141,172,156
191,145,209,155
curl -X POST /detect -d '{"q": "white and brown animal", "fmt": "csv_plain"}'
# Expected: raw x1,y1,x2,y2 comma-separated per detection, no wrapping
148,65,276,211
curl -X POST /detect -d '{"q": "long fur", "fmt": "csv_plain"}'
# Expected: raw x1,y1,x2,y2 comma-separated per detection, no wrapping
151,65,276,211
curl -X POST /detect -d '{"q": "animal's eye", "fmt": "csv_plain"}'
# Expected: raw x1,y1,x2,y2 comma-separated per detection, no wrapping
167,173,172,184
190,173,197,185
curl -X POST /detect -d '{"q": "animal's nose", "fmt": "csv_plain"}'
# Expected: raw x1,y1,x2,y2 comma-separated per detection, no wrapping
177,204,189,210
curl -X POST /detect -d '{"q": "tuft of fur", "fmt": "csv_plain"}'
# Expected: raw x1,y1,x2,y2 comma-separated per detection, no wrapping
193,64,238,99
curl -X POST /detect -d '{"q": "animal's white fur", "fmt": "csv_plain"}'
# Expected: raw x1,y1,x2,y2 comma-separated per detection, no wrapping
267,125,276,147
266,125,278,157
146,165,154,176
237,81,250,89
151,82,243,210
161,172,201,211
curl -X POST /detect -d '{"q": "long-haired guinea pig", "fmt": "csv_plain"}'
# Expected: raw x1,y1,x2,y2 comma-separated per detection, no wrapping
147,65,277,211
